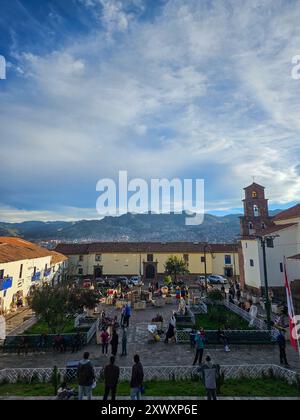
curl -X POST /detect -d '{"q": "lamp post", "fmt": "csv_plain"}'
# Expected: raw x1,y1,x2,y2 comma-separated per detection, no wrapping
258,235,277,331
203,243,211,293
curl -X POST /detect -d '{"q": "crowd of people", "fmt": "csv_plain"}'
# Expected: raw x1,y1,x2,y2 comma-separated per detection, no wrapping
57,351,145,401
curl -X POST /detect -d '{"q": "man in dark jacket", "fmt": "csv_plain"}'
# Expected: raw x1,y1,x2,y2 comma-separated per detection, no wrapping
103,356,120,401
77,352,95,400
130,354,144,400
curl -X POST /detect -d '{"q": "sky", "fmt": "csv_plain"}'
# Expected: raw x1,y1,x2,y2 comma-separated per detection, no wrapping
0,0,300,222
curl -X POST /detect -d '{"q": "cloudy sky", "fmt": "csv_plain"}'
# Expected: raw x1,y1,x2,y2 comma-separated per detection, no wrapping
0,0,300,222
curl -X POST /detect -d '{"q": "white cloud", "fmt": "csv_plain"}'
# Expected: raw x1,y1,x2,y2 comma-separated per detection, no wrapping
1,0,300,221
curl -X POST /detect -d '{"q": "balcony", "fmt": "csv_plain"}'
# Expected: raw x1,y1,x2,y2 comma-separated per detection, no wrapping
0,277,13,291
32,272,41,282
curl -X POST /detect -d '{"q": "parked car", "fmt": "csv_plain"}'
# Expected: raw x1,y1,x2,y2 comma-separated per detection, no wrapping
207,275,227,285
117,276,129,286
196,276,209,286
130,276,142,286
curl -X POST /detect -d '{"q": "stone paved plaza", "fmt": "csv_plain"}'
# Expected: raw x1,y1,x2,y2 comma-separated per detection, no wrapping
1,302,300,372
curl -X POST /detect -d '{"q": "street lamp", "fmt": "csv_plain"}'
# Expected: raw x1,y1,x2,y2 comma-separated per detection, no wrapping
203,243,213,293
258,235,278,331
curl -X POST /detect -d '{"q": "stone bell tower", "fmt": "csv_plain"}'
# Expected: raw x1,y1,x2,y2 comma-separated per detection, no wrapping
240,183,273,237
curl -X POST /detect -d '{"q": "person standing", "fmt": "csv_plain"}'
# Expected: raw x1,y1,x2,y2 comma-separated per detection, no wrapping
277,330,290,367
124,304,132,328
164,312,176,344
101,328,110,356
201,356,218,401
111,330,119,357
193,331,205,365
130,354,144,400
103,356,120,401
77,352,95,401
121,327,128,356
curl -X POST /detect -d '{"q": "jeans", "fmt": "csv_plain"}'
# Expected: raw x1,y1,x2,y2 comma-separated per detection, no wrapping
122,342,127,356
124,315,130,327
279,346,288,365
206,389,217,401
78,386,93,400
130,387,141,400
103,386,117,401
102,343,109,354
193,348,204,365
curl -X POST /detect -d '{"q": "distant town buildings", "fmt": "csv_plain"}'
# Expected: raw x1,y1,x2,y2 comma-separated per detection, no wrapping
0,238,67,313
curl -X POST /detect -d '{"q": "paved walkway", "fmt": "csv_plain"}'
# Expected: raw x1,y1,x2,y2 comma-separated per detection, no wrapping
1,302,300,372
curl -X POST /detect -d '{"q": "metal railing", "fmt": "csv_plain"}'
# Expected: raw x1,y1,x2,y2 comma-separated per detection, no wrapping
0,365,298,385
176,329,275,344
224,301,278,339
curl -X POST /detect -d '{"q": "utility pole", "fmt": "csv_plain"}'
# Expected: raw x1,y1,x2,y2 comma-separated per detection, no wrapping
203,243,212,293
259,236,272,331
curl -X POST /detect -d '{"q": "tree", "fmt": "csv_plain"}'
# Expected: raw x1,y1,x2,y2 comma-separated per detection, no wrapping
164,256,189,284
28,284,99,334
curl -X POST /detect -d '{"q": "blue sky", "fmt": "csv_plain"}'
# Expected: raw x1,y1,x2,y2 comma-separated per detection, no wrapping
0,0,300,222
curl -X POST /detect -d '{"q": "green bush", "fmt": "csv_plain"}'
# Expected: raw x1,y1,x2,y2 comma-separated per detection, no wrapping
207,289,224,302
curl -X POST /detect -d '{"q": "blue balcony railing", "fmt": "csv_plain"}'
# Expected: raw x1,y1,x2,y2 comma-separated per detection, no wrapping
32,272,41,282
0,277,13,291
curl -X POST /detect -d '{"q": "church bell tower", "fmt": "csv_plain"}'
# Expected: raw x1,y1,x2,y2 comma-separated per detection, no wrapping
240,183,273,237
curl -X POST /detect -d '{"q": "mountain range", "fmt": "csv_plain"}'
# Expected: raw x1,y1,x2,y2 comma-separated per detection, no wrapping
0,211,281,245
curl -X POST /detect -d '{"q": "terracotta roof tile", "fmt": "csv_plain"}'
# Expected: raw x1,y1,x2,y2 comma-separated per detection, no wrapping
273,204,300,222
0,237,66,264
260,223,297,236
55,242,238,255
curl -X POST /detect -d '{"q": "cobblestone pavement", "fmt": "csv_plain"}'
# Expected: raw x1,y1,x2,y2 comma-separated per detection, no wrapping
1,302,300,372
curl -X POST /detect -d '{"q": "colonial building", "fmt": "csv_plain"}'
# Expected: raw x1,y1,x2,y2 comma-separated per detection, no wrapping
0,237,68,313
55,242,239,283
239,184,300,311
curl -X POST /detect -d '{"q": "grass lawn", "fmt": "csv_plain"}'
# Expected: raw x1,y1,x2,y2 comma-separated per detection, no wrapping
0,378,299,398
194,305,254,331
24,319,77,335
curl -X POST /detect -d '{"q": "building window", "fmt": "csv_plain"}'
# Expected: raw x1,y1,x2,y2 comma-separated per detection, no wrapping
183,254,189,262
19,264,23,279
250,259,255,267
266,238,274,248
79,255,84,262
78,268,83,275
95,254,102,262
201,256,206,263
0,269,5,280
225,255,232,265
280,263,284,273
147,254,154,262
261,222,266,230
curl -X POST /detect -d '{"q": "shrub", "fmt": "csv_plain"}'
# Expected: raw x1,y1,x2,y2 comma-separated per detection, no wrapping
207,289,224,302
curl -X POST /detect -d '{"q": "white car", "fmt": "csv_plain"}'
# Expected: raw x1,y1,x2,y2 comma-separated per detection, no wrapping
130,276,142,286
207,275,227,285
196,276,210,286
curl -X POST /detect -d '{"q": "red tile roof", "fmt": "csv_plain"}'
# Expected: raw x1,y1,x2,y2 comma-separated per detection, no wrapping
50,251,68,265
0,237,67,264
288,254,300,260
273,204,300,222
55,242,238,255
260,223,297,236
